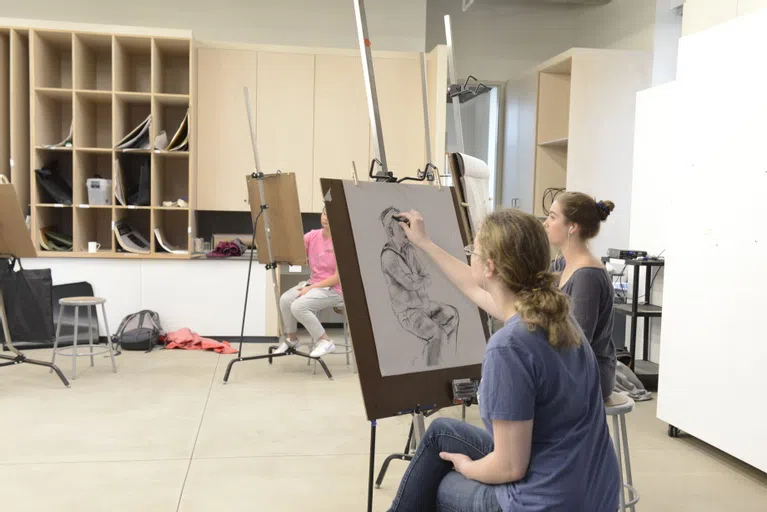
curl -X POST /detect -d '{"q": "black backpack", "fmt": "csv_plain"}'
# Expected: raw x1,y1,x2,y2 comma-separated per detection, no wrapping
113,310,163,352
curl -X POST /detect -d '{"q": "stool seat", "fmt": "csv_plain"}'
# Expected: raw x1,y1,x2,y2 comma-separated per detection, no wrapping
59,297,106,306
605,393,635,415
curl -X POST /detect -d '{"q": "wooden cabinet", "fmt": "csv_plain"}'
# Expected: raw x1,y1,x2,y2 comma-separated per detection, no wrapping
256,52,315,212
312,54,369,211
196,47,258,211
196,45,447,215
374,56,425,179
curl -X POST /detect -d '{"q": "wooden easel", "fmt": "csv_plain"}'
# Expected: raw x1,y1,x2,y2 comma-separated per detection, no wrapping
0,184,69,387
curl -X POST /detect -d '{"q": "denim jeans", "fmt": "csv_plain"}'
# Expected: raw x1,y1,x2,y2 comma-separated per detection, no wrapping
388,417,503,512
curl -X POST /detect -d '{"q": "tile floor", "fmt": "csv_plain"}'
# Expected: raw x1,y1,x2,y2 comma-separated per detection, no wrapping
1,339,766,511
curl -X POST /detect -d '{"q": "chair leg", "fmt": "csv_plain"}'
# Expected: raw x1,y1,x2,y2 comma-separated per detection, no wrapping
71,306,79,380
101,304,117,373
344,319,350,367
87,306,95,367
613,415,625,511
620,415,636,511
50,305,65,372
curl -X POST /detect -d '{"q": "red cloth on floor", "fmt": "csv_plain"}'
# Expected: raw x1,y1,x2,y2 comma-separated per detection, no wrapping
163,328,238,354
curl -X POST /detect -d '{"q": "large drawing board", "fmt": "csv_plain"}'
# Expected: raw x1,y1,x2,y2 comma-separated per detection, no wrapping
247,172,307,266
321,178,488,421
0,184,36,258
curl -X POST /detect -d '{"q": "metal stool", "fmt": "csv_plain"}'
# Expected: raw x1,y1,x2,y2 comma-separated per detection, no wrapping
51,297,117,380
605,393,639,511
307,303,356,375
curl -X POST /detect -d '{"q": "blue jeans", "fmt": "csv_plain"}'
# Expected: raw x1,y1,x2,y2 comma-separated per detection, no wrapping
388,418,503,512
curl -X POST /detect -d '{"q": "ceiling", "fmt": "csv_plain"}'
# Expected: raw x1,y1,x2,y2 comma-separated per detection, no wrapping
461,0,612,7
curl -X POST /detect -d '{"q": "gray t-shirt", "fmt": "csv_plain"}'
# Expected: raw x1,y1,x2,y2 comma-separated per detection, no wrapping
552,257,617,400
480,315,619,511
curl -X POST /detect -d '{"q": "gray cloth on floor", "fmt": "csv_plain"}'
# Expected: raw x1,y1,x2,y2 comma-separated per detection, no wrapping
614,361,653,401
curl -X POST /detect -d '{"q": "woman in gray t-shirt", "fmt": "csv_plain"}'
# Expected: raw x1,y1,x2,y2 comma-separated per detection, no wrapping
544,192,617,400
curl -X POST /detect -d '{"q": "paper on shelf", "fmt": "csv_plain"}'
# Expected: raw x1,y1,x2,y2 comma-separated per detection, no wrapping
114,158,126,206
154,228,188,254
45,121,73,149
154,130,168,151
166,110,189,152
115,115,152,150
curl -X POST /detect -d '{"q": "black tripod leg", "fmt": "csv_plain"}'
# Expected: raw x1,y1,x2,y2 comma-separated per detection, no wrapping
223,357,240,384
22,357,70,387
315,357,333,381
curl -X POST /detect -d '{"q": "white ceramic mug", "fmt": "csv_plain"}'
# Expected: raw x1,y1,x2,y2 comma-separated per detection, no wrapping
88,242,101,253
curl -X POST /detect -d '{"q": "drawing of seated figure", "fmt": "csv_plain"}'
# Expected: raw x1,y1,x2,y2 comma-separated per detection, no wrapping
379,207,459,366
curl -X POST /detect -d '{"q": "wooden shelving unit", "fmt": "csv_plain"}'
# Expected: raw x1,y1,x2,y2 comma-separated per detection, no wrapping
27,29,194,258
534,57,571,217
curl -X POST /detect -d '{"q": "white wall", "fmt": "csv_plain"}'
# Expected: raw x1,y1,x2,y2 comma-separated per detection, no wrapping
576,0,658,52
0,0,427,52
426,0,583,83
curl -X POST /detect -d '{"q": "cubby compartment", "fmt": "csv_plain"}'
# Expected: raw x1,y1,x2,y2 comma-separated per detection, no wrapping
114,36,151,93
34,149,73,205
33,31,72,89
153,208,189,253
153,153,188,207
115,152,151,206
114,207,151,254
37,205,73,252
114,93,151,148
74,206,113,253
153,95,188,151
75,91,111,149
35,89,72,148
74,33,112,91
74,150,112,205
152,38,190,95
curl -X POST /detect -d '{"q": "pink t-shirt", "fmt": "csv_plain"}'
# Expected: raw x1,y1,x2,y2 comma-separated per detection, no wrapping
304,229,342,295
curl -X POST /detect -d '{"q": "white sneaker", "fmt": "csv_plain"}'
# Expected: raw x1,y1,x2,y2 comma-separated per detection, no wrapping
273,338,299,355
310,339,336,358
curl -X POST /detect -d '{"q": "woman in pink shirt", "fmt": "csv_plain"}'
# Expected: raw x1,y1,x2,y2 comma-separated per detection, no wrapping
275,208,343,358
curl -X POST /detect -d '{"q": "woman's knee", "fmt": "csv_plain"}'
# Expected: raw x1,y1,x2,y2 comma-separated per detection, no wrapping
290,298,317,318
426,417,461,438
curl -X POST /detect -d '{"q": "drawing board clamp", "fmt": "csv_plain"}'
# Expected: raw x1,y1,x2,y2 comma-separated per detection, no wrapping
321,178,489,421
246,172,307,267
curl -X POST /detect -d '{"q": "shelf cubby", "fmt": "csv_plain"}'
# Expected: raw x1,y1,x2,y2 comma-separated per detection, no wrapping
74,206,113,253
35,90,72,148
75,91,111,149
152,38,190,95
114,93,151,147
153,208,189,253
73,150,112,205
153,153,188,206
153,95,188,150
33,31,72,90
73,33,112,91
116,152,151,206
34,148,73,205
37,205,74,252
114,207,151,253
114,36,151,93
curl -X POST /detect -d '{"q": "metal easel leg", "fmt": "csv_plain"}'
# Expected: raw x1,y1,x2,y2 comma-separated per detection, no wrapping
0,290,69,387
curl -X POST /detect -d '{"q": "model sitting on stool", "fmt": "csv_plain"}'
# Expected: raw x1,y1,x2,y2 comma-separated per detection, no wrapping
387,209,619,512
274,208,343,358
544,192,618,401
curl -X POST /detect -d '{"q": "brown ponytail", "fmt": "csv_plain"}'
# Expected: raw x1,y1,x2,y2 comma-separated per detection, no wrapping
478,210,581,349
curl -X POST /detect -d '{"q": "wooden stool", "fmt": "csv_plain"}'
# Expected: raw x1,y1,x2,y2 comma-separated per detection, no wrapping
51,297,117,380
605,393,639,511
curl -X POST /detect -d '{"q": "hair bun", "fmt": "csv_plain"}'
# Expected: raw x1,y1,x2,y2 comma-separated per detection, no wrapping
596,200,615,221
